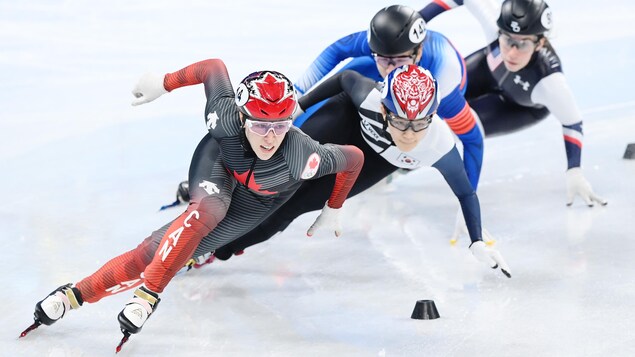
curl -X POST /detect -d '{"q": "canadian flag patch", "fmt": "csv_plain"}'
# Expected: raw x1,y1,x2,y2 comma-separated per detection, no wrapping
301,153,321,179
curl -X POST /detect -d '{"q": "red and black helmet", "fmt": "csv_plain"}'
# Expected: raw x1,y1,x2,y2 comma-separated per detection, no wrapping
235,71,297,121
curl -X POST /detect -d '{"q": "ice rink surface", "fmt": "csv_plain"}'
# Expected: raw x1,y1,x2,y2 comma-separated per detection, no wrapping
1,1,634,356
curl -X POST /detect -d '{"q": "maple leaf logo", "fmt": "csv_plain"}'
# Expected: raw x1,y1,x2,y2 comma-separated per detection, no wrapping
301,153,321,179
308,156,319,169
232,170,277,195
254,72,287,103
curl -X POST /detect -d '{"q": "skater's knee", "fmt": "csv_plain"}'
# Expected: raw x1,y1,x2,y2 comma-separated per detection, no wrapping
138,236,161,264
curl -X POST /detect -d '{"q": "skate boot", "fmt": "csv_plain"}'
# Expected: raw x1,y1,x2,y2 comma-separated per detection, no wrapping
214,248,245,261
176,180,190,203
116,285,160,352
186,252,216,270
20,283,83,337
185,249,244,271
159,180,190,211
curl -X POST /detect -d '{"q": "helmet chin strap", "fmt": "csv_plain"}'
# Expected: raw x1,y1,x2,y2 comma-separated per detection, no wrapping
236,111,255,157
413,44,423,62
239,130,256,158
379,106,389,132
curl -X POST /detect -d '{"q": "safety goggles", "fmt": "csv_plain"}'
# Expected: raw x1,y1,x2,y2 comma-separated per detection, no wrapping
245,118,293,136
386,111,433,132
498,31,541,53
372,52,417,68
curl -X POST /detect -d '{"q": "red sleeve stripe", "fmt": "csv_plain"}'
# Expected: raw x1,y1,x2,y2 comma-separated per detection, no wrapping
327,145,364,209
433,0,453,10
564,135,582,148
444,104,476,135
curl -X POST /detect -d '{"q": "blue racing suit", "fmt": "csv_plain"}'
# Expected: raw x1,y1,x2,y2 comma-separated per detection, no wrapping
294,28,484,189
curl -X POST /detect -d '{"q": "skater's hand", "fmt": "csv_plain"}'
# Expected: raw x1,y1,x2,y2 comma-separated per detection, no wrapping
566,168,607,207
131,73,168,106
307,203,342,237
450,209,495,246
469,241,511,278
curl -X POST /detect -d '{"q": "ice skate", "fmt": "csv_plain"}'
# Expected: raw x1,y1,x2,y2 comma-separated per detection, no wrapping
19,283,83,338
185,252,216,271
116,285,160,353
185,249,245,272
159,180,190,211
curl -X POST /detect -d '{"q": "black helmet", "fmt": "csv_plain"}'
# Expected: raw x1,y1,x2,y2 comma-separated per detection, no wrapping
497,0,552,35
368,5,426,56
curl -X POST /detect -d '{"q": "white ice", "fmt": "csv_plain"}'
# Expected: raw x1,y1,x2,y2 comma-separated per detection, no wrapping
1,1,635,356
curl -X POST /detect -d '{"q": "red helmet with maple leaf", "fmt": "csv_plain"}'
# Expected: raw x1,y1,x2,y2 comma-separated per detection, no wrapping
235,71,298,121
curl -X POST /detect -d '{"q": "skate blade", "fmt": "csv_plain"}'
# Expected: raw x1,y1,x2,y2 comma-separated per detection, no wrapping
158,199,181,211
19,321,42,338
115,331,131,353
450,239,495,246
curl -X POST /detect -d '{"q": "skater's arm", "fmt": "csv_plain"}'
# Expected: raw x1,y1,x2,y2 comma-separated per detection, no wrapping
131,59,234,105
298,70,377,112
432,146,482,243
295,31,372,94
